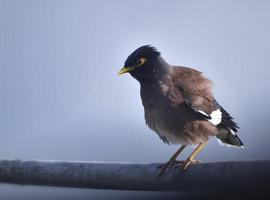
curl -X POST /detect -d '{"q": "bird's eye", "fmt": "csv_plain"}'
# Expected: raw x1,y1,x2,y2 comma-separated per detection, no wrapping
136,57,147,66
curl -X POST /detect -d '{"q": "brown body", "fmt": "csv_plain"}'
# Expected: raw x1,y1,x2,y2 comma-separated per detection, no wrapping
141,66,218,145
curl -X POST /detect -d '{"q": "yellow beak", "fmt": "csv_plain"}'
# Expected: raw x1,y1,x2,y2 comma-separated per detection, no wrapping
118,66,135,75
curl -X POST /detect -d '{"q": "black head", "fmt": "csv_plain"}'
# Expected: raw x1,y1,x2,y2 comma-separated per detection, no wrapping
124,45,160,67
118,45,168,82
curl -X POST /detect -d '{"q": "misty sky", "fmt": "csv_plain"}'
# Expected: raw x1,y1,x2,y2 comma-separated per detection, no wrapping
0,0,269,199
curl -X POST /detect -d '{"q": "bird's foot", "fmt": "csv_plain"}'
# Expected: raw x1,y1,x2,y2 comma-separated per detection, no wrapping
175,159,201,170
157,160,187,177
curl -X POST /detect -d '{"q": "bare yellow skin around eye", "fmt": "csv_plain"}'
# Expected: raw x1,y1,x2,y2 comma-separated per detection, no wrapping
117,57,147,75
137,57,147,66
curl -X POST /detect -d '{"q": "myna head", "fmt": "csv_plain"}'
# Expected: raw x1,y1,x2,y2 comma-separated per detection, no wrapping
118,45,168,82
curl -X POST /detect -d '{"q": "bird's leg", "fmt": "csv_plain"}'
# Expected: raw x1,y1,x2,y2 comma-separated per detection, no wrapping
157,144,186,176
181,141,207,170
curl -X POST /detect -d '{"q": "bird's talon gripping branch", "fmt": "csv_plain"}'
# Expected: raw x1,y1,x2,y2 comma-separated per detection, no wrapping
157,160,182,177
156,163,172,177
157,144,186,177
178,142,207,171
174,159,201,169
181,159,192,170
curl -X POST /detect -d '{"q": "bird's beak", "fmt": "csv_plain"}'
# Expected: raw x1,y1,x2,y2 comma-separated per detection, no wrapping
118,66,135,75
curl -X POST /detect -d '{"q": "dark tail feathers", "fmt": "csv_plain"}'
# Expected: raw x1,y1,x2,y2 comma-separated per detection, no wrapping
216,129,244,148
214,104,244,148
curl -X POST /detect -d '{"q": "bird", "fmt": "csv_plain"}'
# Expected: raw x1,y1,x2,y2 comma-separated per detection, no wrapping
118,45,244,176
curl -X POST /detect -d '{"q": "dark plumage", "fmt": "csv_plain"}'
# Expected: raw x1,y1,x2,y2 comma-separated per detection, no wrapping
118,45,244,173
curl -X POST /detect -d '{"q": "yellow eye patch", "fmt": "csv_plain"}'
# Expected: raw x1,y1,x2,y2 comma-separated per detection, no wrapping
118,57,147,75
137,57,147,66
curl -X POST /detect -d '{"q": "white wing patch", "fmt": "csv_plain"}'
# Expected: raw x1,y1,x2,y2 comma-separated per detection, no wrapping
197,108,222,126
197,110,209,117
208,109,222,125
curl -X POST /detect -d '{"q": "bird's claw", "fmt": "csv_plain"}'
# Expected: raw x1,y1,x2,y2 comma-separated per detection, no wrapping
156,164,170,177
174,159,201,170
157,160,188,177
156,161,175,177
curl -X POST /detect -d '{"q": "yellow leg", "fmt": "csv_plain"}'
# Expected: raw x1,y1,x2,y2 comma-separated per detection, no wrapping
182,141,207,170
157,144,186,176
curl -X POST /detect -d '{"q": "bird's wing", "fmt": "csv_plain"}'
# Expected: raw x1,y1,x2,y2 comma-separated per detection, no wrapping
171,66,242,147
171,66,220,122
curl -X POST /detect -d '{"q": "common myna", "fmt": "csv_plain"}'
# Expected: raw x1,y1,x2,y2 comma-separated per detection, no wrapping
118,45,244,176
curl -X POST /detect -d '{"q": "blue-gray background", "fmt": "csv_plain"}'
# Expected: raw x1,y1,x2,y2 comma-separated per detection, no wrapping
0,0,269,199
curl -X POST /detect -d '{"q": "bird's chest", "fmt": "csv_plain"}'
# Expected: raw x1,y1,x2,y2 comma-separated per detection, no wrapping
140,83,186,136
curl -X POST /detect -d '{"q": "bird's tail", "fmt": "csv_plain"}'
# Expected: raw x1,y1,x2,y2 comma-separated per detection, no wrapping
214,105,244,148
216,129,244,148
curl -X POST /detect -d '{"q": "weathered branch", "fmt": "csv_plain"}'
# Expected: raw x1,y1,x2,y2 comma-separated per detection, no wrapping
0,160,269,192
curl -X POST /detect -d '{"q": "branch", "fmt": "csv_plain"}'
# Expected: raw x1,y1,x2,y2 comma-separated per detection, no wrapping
0,160,269,192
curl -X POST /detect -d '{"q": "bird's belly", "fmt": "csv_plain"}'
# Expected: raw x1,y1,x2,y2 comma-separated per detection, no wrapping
144,105,189,144
154,126,188,145
144,105,217,145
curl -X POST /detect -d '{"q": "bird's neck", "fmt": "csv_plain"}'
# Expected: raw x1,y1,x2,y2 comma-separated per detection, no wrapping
137,57,172,84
